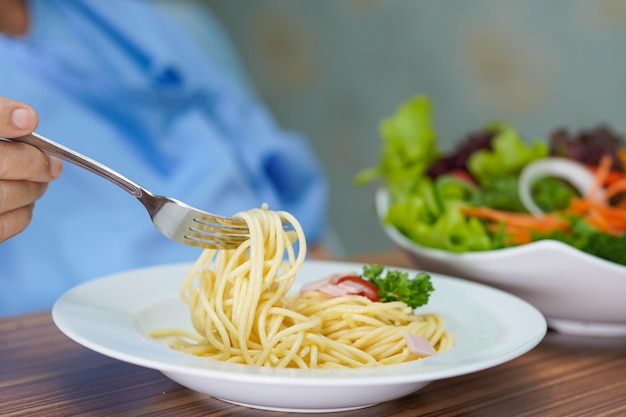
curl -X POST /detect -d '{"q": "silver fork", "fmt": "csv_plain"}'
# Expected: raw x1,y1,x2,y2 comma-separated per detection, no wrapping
5,132,251,249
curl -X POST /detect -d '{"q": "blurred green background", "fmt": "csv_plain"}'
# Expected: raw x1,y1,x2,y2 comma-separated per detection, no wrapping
162,0,626,256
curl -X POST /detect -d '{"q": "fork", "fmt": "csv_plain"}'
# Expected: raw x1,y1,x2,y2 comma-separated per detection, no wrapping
5,132,252,249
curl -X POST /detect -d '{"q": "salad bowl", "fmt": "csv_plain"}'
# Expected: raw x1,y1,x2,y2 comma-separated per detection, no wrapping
376,187,626,337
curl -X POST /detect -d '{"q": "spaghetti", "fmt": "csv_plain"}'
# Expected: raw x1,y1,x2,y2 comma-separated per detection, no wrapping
152,205,453,368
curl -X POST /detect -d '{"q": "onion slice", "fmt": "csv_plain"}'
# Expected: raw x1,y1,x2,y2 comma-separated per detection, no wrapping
518,157,602,215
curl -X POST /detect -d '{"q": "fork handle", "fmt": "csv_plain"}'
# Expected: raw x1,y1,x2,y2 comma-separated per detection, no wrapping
6,132,146,198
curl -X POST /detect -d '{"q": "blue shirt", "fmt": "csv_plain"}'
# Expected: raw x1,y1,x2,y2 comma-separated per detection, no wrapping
0,0,328,316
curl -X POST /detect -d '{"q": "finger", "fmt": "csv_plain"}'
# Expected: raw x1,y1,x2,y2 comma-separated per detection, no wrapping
0,180,48,214
0,204,34,243
0,96,38,138
0,141,63,182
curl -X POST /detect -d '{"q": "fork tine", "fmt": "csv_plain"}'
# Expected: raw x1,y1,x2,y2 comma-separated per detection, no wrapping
187,226,249,241
183,233,248,249
193,214,247,227
193,216,248,234
193,215,294,234
182,215,248,249
186,213,295,249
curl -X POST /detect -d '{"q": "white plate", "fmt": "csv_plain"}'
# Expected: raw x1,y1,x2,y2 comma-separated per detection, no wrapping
52,260,546,413
376,188,626,337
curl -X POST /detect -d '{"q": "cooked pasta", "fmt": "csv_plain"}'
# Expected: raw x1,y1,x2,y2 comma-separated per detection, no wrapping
152,205,453,368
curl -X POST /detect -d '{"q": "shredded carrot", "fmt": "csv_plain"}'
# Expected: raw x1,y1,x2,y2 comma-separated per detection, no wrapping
590,205,626,230
461,206,569,230
586,208,613,233
604,178,626,202
564,154,626,235
487,223,533,245
586,165,626,186
585,155,612,201
565,198,590,215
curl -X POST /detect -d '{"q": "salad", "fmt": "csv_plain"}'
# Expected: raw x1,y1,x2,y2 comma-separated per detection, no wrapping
356,94,626,266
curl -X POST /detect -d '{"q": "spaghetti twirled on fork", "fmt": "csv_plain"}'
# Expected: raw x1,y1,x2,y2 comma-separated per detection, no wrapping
152,205,452,368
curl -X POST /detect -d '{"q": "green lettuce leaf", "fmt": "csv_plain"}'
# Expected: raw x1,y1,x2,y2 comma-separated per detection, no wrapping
354,95,440,195
467,124,549,187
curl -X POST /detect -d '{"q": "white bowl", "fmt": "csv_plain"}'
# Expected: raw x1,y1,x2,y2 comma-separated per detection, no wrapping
52,261,545,413
376,188,626,337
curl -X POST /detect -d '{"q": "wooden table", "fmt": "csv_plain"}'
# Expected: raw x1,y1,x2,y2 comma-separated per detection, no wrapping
2,251,626,416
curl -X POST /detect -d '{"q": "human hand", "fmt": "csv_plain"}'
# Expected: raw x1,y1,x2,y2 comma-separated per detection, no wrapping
0,97,63,242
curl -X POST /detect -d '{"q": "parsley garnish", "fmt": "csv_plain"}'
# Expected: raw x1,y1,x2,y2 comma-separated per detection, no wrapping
362,264,434,309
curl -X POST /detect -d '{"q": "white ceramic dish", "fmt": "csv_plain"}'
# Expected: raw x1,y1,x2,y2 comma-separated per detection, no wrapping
376,188,626,337
52,260,546,413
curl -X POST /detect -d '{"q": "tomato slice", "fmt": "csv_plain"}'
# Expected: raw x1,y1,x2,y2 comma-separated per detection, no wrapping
449,169,477,185
337,275,381,302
